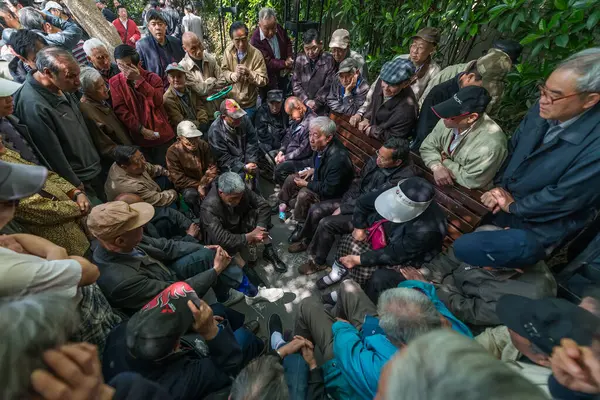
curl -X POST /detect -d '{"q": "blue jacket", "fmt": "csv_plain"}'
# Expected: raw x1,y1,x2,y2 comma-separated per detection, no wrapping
497,102,600,248
136,35,185,89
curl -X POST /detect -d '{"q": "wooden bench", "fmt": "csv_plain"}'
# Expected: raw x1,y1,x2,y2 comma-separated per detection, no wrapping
330,112,489,247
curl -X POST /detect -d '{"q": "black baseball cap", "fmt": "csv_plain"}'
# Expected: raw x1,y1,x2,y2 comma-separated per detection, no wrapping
0,160,48,201
126,282,201,361
432,86,491,119
497,295,600,355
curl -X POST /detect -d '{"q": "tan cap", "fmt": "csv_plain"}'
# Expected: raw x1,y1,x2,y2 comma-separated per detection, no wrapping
177,120,203,138
87,201,155,240
329,29,350,49
412,27,441,45
469,48,512,81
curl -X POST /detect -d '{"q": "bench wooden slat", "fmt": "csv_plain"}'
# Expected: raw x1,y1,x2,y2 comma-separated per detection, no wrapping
336,128,375,160
437,202,476,234
336,134,369,167
330,114,380,153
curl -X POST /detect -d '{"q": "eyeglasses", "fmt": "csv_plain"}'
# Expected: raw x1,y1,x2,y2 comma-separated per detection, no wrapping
538,84,584,105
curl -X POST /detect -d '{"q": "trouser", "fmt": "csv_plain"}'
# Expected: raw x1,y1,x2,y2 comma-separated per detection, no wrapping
279,174,320,222
364,268,406,305
182,187,203,217
141,139,175,167
283,354,309,400
83,172,107,203
308,214,354,265
274,159,312,185
168,248,244,302
297,199,341,243
294,280,377,363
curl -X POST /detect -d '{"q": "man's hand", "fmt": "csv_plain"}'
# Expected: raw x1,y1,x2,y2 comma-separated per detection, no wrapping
481,190,500,213
432,164,455,186
197,185,207,199
188,300,219,340
332,207,341,216
119,63,141,81
246,226,268,244
275,152,285,164
306,100,317,110
231,72,240,83
245,163,258,173
345,73,358,94
351,228,368,242
186,223,200,238
400,267,428,282
298,168,314,180
30,343,115,400
0,234,25,253
277,337,307,358
299,338,317,370
349,114,362,127
294,177,308,188
236,64,249,77
213,246,232,273
285,57,294,69
551,338,600,394
141,127,159,141
358,119,370,132
339,254,360,269
489,187,515,214
206,165,218,179
74,192,91,215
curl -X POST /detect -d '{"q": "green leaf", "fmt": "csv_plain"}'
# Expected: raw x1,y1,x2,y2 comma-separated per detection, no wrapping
488,4,510,13
548,13,562,29
554,0,568,10
520,33,541,44
554,34,569,47
572,0,591,8
531,10,541,24
586,9,600,29
469,24,479,36
538,18,546,31
511,15,521,31
456,21,468,36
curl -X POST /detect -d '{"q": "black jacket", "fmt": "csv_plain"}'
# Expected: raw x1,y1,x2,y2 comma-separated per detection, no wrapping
207,117,259,173
413,74,461,150
102,7,117,22
254,103,289,150
353,188,447,267
146,206,197,243
8,58,29,83
339,156,417,214
307,137,354,200
161,6,181,37
279,108,316,161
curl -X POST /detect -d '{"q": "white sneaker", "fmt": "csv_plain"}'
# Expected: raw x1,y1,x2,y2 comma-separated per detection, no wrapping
222,289,245,307
246,286,284,305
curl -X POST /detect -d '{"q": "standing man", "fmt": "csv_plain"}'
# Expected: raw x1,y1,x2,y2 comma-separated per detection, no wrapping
328,29,367,78
112,5,141,47
181,4,205,43
161,0,181,38
95,0,116,22
250,7,293,101
222,22,268,118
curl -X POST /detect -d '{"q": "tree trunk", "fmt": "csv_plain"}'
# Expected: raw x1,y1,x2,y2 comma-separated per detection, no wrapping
62,0,123,56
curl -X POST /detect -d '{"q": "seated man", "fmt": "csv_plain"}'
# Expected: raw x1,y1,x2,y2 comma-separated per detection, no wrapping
166,121,217,217
208,99,260,189
420,86,507,189
292,28,335,114
105,145,177,207
295,282,445,399
292,138,416,274
273,97,316,184
366,227,556,326
82,38,119,85
103,282,264,399
201,172,288,277
254,89,289,155
278,116,353,230
88,200,258,314
479,48,600,262
110,44,175,166
349,57,418,141
328,28,367,78
412,48,512,150
326,57,370,116
163,62,209,133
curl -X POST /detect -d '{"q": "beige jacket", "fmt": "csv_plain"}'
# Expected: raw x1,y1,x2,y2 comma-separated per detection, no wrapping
221,42,268,109
180,51,226,118
105,162,178,206
420,114,507,189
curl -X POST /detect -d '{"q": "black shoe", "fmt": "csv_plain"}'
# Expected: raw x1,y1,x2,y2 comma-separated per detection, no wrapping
268,313,283,350
263,246,288,273
244,319,260,335
288,224,303,243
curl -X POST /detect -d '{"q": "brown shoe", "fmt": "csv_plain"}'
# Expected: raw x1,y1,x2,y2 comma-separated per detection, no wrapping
298,260,329,275
288,240,308,253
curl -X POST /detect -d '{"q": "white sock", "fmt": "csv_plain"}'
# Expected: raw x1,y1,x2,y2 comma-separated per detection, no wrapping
330,291,338,302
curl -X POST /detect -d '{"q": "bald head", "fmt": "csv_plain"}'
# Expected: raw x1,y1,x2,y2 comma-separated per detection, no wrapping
114,193,144,204
182,32,204,60
285,96,307,122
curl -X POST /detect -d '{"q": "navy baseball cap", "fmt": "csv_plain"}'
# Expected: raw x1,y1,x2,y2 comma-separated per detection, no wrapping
379,57,415,85
432,86,491,119
453,229,546,269
497,295,600,354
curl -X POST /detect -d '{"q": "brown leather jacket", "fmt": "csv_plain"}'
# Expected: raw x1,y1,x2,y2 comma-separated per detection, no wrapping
166,138,215,190
163,86,209,132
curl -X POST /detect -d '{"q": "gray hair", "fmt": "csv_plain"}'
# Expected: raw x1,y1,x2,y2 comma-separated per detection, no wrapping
230,355,289,400
19,7,47,30
258,7,276,21
218,171,245,194
0,294,78,400
557,47,600,93
384,330,548,400
309,116,336,138
83,38,107,57
377,288,442,346
79,66,103,95
35,46,77,75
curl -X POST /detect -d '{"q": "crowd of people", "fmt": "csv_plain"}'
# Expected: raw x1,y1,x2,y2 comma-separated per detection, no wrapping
0,0,599,399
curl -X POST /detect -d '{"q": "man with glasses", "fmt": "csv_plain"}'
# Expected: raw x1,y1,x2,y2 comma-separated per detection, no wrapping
474,48,600,265
292,137,415,275
420,86,507,189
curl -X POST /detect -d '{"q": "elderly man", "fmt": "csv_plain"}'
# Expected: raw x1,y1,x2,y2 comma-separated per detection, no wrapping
420,86,507,189
412,48,512,150
136,9,185,88
255,89,289,154
476,48,600,264
328,28,367,78
273,96,316,183
105,145,177,207
7,29,47,83
180,31,225,119
18,7,82,52
13,47,105,200
326,57,370,116
163,62,209,132
292,138,415,274
278,116,353,228
112,5,141,46
111,44,175,166
166,120,217,217
292,28,336,114
250,7,293,100
82,38,119,85
222,21,268,117
201,172,288,276
95,0,116,22
349,57,418,142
